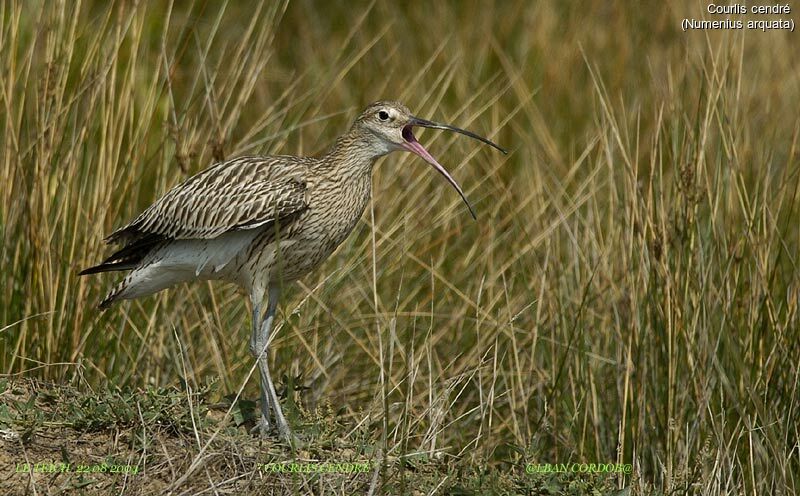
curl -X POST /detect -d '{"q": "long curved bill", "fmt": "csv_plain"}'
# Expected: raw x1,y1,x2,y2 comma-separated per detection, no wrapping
400,117,507,220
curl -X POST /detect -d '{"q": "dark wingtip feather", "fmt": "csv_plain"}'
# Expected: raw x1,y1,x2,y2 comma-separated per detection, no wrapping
79,232,162,277
78,261,136,276
79,265,104,276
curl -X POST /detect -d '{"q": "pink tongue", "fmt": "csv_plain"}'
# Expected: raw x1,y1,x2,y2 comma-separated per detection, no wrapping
404,138,440,167
401,135,475,218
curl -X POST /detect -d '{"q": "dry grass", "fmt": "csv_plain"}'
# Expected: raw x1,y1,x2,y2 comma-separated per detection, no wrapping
1,0,798,494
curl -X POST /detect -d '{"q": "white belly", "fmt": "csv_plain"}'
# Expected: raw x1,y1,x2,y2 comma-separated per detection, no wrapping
116,230,260,300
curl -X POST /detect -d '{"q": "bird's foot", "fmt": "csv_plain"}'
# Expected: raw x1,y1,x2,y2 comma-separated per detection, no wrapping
249,416,301,447
271,404,300,446
250,415,271,438
278,427,303,449
276,423,294,444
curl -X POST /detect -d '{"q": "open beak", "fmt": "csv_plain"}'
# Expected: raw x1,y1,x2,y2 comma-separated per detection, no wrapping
400,117,507,220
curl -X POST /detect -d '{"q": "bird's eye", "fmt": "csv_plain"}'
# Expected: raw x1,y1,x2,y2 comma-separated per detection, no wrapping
377,110,389,121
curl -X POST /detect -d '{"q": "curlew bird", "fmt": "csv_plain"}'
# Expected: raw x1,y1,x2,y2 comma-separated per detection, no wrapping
80,101,506,440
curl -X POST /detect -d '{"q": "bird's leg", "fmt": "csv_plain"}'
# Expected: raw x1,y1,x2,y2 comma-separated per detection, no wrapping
249,297,271,436
255,285,292,441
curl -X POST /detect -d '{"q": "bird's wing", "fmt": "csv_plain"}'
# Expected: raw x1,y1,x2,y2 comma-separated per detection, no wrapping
106,156,309,243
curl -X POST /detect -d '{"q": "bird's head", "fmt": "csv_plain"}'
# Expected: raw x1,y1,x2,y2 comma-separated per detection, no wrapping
353,101,507,219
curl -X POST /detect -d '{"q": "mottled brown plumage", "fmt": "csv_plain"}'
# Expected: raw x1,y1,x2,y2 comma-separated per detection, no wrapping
80,101,505,441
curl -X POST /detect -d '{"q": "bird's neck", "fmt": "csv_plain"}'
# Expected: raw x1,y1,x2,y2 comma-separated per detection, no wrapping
317,130,387,181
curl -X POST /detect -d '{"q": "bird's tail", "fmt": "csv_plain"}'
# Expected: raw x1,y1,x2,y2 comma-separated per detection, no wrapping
98,282,126,310
78,261,134,309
